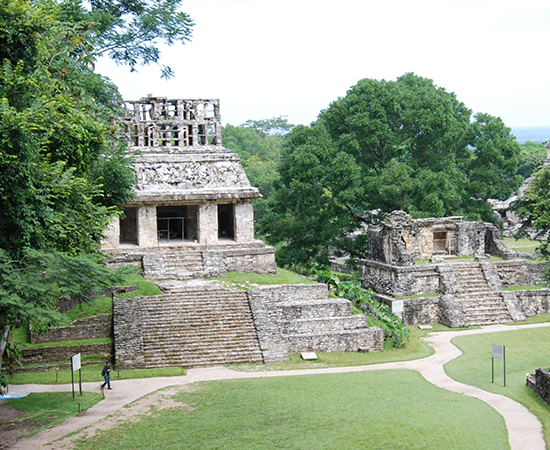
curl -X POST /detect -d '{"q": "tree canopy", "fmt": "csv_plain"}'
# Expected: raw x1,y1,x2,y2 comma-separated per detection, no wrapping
513,164,550,274
0,0,193,367
263,73,522,268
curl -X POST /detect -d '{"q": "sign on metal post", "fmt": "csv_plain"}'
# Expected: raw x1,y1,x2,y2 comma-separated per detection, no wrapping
71,353,82,398
491,344,506,386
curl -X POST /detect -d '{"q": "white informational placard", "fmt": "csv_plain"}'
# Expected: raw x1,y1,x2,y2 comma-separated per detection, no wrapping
392,300,404,314
492,343,505,361
72,353,81,372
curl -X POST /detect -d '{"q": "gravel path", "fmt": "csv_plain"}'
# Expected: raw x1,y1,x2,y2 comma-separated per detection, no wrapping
9,323,550,450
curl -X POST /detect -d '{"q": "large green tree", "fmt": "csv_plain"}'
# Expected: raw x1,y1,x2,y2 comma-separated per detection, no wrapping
222,117,293,231
264,73,522,267
513,165,550,279
0,0,193,366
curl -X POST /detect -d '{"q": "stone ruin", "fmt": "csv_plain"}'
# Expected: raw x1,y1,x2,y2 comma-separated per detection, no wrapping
96,96,383,369
361,211,549,327
102,96,276,278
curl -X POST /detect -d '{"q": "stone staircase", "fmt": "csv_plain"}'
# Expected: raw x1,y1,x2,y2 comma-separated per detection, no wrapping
142,247,205,279
447,263,512,326
123,285,263,368
248,284,383,356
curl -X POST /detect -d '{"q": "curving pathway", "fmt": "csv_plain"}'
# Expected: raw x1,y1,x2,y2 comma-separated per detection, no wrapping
9,323,550,450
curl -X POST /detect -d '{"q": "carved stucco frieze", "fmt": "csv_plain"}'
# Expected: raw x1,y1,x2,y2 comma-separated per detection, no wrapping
135,160,250,191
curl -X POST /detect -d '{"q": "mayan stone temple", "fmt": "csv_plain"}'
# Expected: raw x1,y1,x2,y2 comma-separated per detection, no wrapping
102,96,276,279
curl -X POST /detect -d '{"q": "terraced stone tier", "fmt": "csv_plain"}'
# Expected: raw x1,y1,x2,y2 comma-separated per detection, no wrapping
115,286,263,368
456,292,512,326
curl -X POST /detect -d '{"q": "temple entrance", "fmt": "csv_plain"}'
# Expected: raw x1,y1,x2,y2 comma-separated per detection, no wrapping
433,231,448,253
120,207,138,244
157,205,198,243
218,204,235,239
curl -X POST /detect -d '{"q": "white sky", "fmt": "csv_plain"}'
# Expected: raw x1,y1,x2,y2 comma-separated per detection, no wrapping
95,0,550,128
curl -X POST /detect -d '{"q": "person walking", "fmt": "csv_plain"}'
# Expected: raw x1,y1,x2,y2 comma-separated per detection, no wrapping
101,361,112,390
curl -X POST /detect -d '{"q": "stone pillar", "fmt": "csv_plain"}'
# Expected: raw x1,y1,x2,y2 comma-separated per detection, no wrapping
137,205,157,247
199,203,218,245
235,201,255,243
102,216,120,250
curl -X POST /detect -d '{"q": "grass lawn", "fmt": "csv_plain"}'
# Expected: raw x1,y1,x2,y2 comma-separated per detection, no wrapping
3,391,102,436
71,370,509,450
445,326,550,446
503,237,542,253
207,268,317,289
6,364,186,385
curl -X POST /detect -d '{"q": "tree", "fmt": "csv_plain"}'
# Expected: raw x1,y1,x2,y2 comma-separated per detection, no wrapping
56,0,194,78
0,0,194,365
222,117,293,232
513,165,550,280
517,141,546,179
263,74,522,267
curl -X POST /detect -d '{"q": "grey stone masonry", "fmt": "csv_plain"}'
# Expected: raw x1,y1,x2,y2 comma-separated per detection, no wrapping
30,314,112,344
114,286,264,369
247,284,383,359
528,369,550,408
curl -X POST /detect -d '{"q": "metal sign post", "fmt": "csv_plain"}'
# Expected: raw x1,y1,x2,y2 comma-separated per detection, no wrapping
491,343,506,386
71,353,82,398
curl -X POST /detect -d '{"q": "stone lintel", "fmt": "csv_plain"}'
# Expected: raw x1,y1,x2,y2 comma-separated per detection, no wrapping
126,189,261,204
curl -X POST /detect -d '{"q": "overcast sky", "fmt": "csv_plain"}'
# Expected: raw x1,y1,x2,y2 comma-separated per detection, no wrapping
95,0,550,128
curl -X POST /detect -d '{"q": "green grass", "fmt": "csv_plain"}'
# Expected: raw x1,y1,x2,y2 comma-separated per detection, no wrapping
207,268,317,290
3,392,102,436
445,326,550,446
59,274,163,325
503,237,542,253
503,285,547,291
16,337,112,350
7,363,186,385
70,370,509,450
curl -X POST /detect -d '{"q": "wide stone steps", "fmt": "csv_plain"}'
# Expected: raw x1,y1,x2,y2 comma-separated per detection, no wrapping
277,299,353,320
280,316,368,334
453,265,490,293
456,292,512,326
143,249,205,279
134,287,263,367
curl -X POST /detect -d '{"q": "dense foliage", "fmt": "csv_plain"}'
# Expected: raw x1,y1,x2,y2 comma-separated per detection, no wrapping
513,165,550,281
263,73,522,267
0,0,193,367
222,117,293,229
314,269,409,347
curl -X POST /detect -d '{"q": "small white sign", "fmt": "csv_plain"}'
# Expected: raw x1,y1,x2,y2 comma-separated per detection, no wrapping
492,343,505,361
72,353,81,372
392,300,404,314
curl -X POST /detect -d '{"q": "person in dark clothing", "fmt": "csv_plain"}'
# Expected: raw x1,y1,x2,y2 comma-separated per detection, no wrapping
101,361,112,390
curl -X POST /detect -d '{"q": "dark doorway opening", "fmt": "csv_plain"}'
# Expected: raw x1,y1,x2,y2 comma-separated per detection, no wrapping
157,205,198,243
120,207,138,244
218,204,235,239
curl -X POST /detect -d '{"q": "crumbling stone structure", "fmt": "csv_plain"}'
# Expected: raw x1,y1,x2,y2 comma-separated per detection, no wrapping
362,211,547,327
102,96,276,278
113,283,383,369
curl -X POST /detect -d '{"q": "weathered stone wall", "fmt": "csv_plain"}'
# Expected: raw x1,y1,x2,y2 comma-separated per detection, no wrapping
362,259,544,298
108,243,276,279
19,342,112,366
361,260,440,297
495,260,545,287
112,296,145,369
30,315,112,344
247,284,383,357
373,293,440,326
529,369,550,408
514,289,550,316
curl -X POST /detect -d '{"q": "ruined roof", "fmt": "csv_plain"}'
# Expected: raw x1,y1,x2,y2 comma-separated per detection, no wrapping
120,96,260,203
